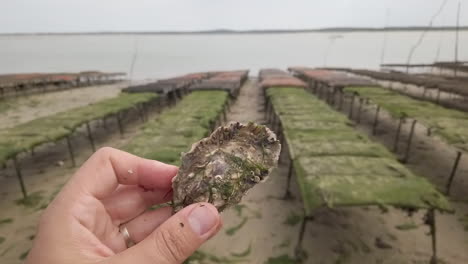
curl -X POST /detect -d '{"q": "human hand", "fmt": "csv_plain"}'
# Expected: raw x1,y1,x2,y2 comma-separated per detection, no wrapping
25,147,222,264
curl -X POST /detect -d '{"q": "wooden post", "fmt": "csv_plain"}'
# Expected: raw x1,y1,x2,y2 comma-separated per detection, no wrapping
372,106,381,135
445,151,462,195
393,117,404,152
86,122,96,152
436,89,441,104
66,136,76,167
13,157,28,199
402,120,417,163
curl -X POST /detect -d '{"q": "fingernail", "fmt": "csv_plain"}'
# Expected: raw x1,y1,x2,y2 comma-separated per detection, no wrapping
188,204,219,236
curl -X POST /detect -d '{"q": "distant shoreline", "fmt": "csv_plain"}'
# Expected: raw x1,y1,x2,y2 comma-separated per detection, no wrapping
1,26,467,36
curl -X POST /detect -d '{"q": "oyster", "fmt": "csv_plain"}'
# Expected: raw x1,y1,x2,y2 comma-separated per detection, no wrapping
172,122,281,212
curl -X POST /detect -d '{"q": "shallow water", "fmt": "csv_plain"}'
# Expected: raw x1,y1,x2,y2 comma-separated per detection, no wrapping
0,31,466,80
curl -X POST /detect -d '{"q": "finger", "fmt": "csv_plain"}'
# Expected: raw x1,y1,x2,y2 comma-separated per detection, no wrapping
102,185,173,224
103,207,173,253
68,147,178,199
103,203,221,264
124,207,173,243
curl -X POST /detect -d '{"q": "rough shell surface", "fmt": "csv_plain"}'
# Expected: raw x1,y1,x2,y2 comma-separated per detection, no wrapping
172,122,281,212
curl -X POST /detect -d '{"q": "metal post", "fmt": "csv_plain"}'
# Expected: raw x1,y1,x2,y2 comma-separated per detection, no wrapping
329,87,336,105
445,151,462,195
102,117,108,130
295,217,309,261
330,88,337,105
393,117,404,152
325,87,330,103
372,106,381,135
13,157,28,198
66,136,76,167
173,91,178,105
426,209,438,264
402,120,417,163
266,102,271,124
116,112,124,137
270,103,275,125
338,91,344,110
156,97,163,113
223,107,227,123
275,119,281,136
85,122,96,152
348,93,355,119
426,127,432,136
224,98,230,112
141,103,148,122
271,109,277,128
356,98,363,124
137,104,145,123
284,160,294,200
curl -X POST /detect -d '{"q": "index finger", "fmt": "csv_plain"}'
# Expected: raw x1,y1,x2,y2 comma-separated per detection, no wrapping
68,147,178,199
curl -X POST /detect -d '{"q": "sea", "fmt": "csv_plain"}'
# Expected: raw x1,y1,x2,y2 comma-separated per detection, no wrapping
0,31,466,80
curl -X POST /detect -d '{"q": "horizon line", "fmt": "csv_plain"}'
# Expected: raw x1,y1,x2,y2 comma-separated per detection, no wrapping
1,25,468,36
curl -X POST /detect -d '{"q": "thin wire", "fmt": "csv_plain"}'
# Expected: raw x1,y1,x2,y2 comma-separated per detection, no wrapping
405,0,449,73
454,1,461,76
380,8,391,67
434,28,444,63
128,38,139,85
323,35,341,67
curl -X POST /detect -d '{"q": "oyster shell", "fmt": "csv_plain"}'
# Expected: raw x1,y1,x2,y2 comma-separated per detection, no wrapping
172,122,281,212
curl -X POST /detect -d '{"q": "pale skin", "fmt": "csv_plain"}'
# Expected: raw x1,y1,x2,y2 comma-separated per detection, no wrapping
25,147,222,264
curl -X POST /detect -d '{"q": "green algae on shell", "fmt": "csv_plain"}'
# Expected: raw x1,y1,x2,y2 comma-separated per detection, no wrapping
172,122,281,212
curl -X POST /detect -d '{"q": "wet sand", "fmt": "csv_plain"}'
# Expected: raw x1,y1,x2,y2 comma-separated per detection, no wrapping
0,82,128,130
195,80,468,264
0,79,467,264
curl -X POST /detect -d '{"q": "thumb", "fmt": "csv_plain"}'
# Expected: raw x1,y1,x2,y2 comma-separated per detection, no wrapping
105,203,221,264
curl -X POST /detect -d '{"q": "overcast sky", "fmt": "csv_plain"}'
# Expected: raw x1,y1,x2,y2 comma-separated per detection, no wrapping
0,0,466,33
